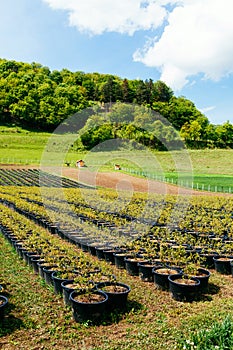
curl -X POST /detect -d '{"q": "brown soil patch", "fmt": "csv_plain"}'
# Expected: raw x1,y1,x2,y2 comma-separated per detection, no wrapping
102,285,128,293
74,293,106,303
155,268,179,275
64,283,83,289
1,164,232,196
174,278,198,285
61,167,232,196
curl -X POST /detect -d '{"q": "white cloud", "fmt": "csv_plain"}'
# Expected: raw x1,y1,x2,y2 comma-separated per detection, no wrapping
43,0,233,91
42,0,168,35
134,0,233,90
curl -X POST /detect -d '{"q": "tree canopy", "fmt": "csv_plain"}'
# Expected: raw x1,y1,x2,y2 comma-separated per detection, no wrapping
0,58,232,150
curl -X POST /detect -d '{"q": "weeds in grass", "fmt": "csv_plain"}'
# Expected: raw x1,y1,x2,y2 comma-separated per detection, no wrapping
179,316,233,350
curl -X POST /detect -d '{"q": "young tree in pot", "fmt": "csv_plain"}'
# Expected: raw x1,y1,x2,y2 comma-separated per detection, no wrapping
96,279,131,310
124,240,149,276
173,245,211,291
168,248,210,301
213,241,233,275
51,257,80,294
69,288,108,323
168,273,200,302
137,238,161,282
152,242,182,290
62,275,95,306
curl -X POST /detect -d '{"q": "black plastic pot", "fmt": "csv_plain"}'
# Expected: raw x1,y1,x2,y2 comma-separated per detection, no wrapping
168,274,201,302
113,252,128,269
43,265,58,285
193,268,211,290
61,280,77,306
87,242,102,256
200,252,219,269
12,238,21,248
103,249,116,264
80,240,91,252
16,246,27,260
95,246,110,260
0,295,8,321
138,261,162,282
69,290,108,322
124,257,147,276
31,258,44,274
96,281,130,310
49,225,57,235
152,266,182,290
26,254,41,268
24,251,38,266
213,256,233,275
38,262,52,279
52,271,76,295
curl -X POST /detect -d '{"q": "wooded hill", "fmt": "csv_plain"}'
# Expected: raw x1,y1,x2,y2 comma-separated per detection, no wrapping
0,58,232,149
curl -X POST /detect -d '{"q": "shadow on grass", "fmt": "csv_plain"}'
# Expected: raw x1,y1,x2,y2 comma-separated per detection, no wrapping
170,283,221,303
0,314,24,337
72,299,144,327
195,283,221,302
0,302,35,337
205,282,221,295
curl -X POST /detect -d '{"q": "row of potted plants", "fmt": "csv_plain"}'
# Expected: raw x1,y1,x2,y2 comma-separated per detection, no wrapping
1,188,233,281
1,200,232,309
0,203,131,322
1,185,232,259
0,184,232,305
0,168,87,188
1,180,233,241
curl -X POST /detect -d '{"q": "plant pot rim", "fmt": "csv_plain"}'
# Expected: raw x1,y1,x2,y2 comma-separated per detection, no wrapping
152,266,181,275
124,256,148,262
138,261,161,267
69,290,108,305
96,281,131,294
51,271,76,281
168,274,200,286
61,280,78,290
195,267,211,277
213,255,233,261
0,295,8,307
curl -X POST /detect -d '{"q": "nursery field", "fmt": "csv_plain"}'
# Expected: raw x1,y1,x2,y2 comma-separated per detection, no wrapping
0,169,233,349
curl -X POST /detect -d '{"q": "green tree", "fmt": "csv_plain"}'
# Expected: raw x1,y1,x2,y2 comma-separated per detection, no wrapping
180,120,202,148
216,121,233,148
166,96,204,130
153,80,173,102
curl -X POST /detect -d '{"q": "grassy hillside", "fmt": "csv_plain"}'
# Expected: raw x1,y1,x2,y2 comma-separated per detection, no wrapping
0,126,233,191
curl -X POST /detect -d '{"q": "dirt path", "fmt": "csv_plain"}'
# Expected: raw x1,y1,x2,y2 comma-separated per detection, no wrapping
61,167,228,196
1,164,231,196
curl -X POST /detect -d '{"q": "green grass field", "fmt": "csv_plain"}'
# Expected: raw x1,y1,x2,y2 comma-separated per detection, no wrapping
1,126,233,192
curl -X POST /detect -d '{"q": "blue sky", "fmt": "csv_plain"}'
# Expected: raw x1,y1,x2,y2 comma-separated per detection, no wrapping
1,0,233,125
